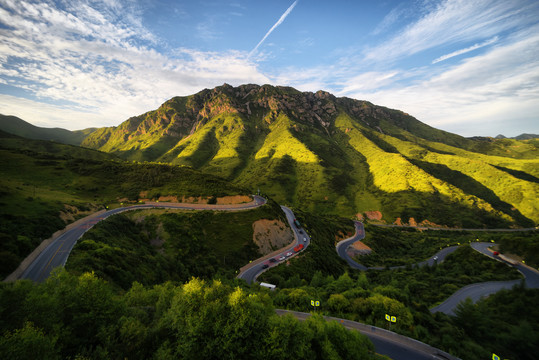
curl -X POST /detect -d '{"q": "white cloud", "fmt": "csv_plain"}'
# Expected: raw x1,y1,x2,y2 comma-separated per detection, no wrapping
343,29,539,136
371,3,410,36
364,0,537,63
0,0,270,129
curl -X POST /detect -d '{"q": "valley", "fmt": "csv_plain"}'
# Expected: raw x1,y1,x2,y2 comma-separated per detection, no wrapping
1,84,538,360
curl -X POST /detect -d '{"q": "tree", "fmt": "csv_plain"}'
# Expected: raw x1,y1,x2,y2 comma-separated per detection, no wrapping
0,322,59,360
327,294,350,314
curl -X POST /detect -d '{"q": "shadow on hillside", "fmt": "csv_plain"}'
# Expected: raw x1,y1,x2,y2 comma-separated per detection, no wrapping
171,151,533,228
492,164,539,184
407,158,534,227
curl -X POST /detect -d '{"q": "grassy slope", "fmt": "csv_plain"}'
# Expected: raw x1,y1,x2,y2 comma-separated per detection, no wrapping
0,134,249,278
333,113,521,226
0,114,94,145
374,129,538,223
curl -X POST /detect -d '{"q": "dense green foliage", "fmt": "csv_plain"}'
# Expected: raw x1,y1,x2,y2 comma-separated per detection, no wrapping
361,228,539,269
487,230,539,268
359,226,457,267
365,245,521,306
259,210,355,285
451,287,539,360
0,133,248,278
67,204,284,289
266,244,524,359
358,226,531,267
0,271,377,360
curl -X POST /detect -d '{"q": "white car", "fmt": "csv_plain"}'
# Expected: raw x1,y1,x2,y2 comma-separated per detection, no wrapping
303,237,307,242
278,256,286,261
286,252,293,257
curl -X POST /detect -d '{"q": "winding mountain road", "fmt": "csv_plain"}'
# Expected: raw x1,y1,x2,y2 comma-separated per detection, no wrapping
430,242,539,315
275,309,459,360
335,225,539,316
17,196,267,282
237,205,310,284
336,221,459,271
13,197,538,360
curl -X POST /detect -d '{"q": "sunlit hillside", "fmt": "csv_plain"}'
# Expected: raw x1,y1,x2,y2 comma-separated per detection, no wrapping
78,84,538,228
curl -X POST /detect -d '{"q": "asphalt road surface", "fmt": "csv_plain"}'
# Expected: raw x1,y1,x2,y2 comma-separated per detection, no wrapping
20,196,267,282
335,221,459,271
430,242,539,315
237,205,310,284
276,309,460,360
336,228,539,317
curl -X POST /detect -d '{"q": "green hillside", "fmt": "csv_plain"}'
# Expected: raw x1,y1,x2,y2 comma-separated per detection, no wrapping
0,114,95,145
0,132,249,278
66,203,287,289
80,84,538,227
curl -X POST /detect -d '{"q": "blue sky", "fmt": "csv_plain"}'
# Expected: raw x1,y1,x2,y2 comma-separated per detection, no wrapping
0,0,538,137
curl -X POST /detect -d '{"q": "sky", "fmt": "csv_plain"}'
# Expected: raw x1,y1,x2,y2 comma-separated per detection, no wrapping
0,0,538,137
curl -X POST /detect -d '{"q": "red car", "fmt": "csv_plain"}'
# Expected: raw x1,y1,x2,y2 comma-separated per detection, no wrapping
493,251,500,256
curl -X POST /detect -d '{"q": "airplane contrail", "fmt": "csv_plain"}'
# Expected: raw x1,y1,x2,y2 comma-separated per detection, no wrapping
249,0,299,57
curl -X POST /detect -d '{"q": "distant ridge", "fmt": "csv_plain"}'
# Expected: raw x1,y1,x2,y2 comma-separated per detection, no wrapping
0,114,96,145
494,133,538,140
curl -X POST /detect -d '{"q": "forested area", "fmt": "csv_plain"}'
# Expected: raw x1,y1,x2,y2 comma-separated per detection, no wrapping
0,138,249,279
359,227,539,268
0,271,378,360
260,212,536,360
494,231,539,268
264,253,535,360
2,198,537,359
66,203,284,289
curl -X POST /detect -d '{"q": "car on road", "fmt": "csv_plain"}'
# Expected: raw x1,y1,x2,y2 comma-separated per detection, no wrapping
262,264,269,269
286,252,293,257
303,237,307,242
493,251,500,256
299,229,303,234
278,256,286,261
433,256,438,261
269,258,277,263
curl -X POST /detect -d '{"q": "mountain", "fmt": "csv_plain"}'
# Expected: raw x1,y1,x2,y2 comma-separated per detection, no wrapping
80,84,538,228
0,114,95,145
514,133,539,140
495,133,539,140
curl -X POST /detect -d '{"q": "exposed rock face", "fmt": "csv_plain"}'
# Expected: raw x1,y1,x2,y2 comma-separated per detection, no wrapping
82,83,417,153
252,219,294,255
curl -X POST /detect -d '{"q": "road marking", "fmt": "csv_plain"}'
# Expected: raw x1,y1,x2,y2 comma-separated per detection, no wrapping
38,241,65,281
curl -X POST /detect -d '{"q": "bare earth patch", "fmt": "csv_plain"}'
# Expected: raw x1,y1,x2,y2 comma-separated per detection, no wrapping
364,211,383,221
252,219,294,255
216,195,251,205
347,241,372,257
